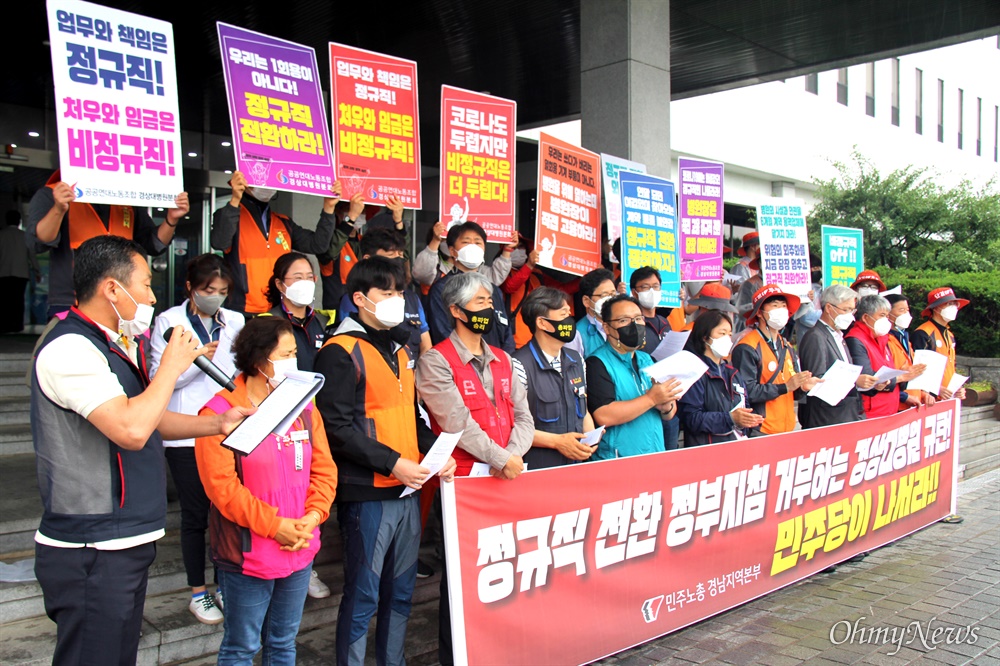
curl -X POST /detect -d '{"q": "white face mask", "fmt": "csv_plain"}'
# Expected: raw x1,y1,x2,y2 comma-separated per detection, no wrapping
871,317,892,337
939,304,959,322
264,357,297,388
591,295,612,321
111,280,154,338
249,187,276,202
709,335,733,359
456,244,485,269
765,307,790,330
509,248,528,269
894,312,912,330
282,279,316,307
833,312,855,330
857,286,879,298
636,290,662,310
364,294,406,328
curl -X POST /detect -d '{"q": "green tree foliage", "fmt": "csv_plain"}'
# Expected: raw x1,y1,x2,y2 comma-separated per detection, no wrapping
873,267,1000,359
807,152,1000,272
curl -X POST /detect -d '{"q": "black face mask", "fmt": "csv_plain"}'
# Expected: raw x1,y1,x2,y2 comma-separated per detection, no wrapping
541,316,576,342
458,306,495,335
811,270,822,283
387,256,406,269
613,321,645,350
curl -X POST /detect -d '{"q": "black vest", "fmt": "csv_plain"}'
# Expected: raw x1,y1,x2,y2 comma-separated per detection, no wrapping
31,310,166,543
512,339,587,469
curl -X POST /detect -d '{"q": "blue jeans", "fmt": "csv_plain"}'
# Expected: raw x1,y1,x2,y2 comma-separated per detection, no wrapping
216,564,312,666
337,494,421,666
663,415,680,450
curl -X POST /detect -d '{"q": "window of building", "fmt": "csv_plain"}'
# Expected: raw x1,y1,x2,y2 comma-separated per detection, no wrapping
995,105,999,162
976,97,982,156
865,63,875,116
937,79,944,143
890,58,900,126
805,73,819,95
837,68,848,105
957,88,964,149
915,68,923,134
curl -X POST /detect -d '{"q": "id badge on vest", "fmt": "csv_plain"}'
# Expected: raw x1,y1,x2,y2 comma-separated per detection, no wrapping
290,429,309,471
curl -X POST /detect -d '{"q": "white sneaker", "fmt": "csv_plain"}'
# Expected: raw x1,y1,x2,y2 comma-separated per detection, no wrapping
189,593,224,625
308,570,331,599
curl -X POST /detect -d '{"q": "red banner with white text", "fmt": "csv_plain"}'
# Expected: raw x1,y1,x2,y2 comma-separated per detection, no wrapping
329,43,421,207
532,133,602,277
439,86,516,243
442,401,960,665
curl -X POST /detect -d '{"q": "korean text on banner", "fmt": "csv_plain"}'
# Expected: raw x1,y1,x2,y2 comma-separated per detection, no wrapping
601,154,646,242
533,133,602,277
442,400,960,666
822,225,865,288
47,0,182,207
678,158,724,281
756,198,812,296
619,171,681,308
329,43,421,207
440,86,516,243
217,24,333,198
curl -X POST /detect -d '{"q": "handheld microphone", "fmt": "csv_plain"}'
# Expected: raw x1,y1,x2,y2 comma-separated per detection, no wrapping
163,328,236,392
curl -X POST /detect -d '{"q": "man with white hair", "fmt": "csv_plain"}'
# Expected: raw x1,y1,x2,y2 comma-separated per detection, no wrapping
798,284,880,428
415,270,534,665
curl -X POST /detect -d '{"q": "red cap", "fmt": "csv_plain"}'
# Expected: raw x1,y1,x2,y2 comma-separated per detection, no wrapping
921,287,970,318
737,231,760,257
746,284,801,323
850,270,886,292
689,282,738,313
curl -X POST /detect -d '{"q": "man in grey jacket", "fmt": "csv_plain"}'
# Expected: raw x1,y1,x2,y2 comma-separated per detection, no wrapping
798,284,879,428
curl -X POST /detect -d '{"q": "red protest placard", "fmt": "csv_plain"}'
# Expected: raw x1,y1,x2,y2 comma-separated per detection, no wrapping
440,86,517,244
329,43,421,207
533,133,602,277
442,401,959,665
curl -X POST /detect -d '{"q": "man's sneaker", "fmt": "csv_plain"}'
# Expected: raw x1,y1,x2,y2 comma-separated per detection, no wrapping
189,593,224,625
308,570,331,599
416,559,434,579
214,590,224,611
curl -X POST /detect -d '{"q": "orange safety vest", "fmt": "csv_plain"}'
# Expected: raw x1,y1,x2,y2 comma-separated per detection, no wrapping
323,334,419,488
667,307,694,332
887,333,924,410
510,273,542,349
46,175,134,249
338,241,359,284
915,320,956,393
233,204,291,314
734,328,797,434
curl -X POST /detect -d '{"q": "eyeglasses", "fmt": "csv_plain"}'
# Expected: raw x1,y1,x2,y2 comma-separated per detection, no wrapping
284,273,316,283
830,303,856,315
610,315,645,327
633,284,661,293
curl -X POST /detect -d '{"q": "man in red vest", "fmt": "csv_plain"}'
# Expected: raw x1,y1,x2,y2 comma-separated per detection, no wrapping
210,170,339,315
26,171,187,319
415,270,533,666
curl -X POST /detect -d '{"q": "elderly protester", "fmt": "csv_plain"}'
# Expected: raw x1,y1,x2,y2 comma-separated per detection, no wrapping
844,295,926,418
798,284,880,428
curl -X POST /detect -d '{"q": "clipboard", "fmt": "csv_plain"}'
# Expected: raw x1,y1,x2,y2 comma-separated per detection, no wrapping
221,370,325,455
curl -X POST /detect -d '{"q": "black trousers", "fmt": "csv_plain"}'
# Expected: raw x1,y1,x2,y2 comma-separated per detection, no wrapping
0,276,27,333
164,446,215,588
35,541,157,666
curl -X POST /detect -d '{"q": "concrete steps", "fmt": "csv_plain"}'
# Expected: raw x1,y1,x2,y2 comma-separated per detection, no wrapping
958,405,1000,480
